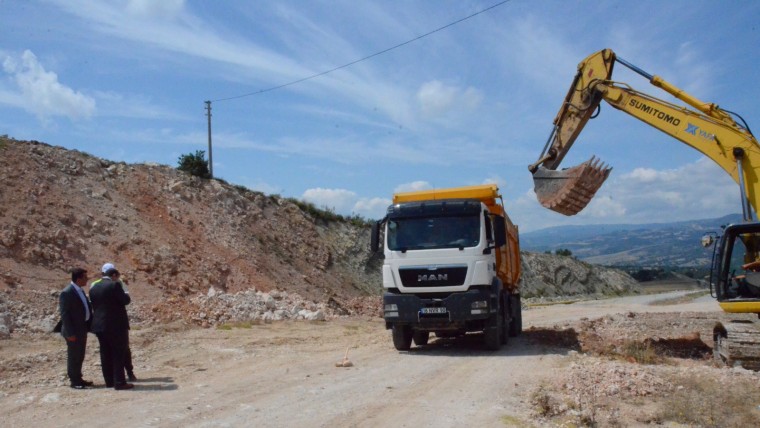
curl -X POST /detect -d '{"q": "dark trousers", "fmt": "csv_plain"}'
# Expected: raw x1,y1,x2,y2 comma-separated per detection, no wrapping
125,334,133,373
96,330,129,386
125,346,134,373
65,334,87,385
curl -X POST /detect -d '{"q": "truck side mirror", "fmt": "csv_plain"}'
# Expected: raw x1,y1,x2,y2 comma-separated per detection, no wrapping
371,221,381,252
493,216,507,248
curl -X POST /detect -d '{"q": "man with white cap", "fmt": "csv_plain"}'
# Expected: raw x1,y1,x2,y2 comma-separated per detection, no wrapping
90,262,136,386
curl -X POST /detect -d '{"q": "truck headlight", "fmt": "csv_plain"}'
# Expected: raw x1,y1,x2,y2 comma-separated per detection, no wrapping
471,300,488,315
385,303,399,317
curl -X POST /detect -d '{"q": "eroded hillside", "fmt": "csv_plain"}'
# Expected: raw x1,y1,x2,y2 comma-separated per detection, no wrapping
0,137,638,333
0,138,380,324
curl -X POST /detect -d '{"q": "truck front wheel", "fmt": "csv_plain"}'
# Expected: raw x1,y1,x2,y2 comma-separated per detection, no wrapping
392,324,413,350
413,330,430,346
509,294,522,337
483,310,502,350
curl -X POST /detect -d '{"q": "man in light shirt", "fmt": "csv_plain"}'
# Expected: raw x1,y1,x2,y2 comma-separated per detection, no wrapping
58,267,94,389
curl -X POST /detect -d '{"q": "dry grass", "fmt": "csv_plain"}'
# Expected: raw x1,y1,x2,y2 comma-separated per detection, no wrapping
530,384,557,417
656,374,760,427
499,415,532,427
532,360,760,427
531,382,602,427
620,340,663,365
216,321,257,330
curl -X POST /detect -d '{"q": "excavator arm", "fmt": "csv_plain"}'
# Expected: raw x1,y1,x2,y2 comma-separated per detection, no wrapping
594,82,760,213
532,49,760,369
530,48,759,218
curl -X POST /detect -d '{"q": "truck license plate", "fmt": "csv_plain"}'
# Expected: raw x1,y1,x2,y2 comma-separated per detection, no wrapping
421,307,447,314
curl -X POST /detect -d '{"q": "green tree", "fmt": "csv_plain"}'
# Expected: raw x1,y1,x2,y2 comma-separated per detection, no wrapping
177,150,211,178
555,248,573,257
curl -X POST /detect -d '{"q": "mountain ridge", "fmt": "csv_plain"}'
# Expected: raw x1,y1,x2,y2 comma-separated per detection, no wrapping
521,214,743,267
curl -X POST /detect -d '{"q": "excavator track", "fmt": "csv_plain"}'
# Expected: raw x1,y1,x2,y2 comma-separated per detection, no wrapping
714,320,760,370
531,156,611,216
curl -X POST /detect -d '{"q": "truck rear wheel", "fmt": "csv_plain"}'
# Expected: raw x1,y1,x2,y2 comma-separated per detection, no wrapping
392,325,413,350
413,331,430,346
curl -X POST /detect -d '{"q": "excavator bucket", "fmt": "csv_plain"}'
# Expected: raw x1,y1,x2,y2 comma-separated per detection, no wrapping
531,156,612,216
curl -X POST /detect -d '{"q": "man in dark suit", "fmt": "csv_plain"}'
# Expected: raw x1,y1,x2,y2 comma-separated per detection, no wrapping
90,267,133,390
91,263,137,381
59,267,94,389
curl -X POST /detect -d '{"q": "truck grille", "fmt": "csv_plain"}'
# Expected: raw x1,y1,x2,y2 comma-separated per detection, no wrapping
398,265,467,287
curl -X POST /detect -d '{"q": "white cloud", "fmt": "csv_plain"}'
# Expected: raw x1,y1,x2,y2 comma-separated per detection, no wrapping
47,0,419,130
2,50,95,122
300,189,389,219
301,188,357,213
353,197,391,220
394,181,432,193
583,157,738,222
627,168,661,183
511,157,739,232
126,0,185,19
482,175,507,189
583,195,627,218
417,80,482,118
505,17,581,95
243,180,281,195
93,90,188,121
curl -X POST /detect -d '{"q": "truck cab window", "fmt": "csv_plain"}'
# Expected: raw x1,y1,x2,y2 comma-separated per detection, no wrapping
387,215,480,251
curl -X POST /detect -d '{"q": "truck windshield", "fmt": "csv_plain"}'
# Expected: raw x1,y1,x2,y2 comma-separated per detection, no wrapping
387,215,480,251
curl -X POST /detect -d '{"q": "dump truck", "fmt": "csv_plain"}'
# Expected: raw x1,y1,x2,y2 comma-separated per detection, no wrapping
529,48,760,369
370,184,521,350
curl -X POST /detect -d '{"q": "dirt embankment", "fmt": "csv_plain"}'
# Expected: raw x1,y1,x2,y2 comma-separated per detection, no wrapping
0,137,381,331
0,137,639,336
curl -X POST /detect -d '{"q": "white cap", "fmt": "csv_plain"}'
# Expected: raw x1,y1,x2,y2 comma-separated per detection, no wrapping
102,263,116,274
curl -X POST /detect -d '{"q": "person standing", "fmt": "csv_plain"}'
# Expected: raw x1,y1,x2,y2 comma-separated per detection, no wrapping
90,266,133,390
59,267,94,389
91,263,136,381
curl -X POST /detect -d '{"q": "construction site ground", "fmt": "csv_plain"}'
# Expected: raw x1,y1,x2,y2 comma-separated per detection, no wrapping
2,288,760,427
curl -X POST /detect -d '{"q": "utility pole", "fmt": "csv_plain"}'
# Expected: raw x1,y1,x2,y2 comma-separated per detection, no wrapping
205,100,214,178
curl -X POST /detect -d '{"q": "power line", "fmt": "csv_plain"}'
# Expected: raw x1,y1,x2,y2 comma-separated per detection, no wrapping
211,0,511,103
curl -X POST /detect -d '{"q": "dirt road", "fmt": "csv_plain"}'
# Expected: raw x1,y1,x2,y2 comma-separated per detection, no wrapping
0,291,727,427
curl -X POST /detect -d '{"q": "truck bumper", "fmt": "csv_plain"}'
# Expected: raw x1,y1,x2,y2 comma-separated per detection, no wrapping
383,288,494,330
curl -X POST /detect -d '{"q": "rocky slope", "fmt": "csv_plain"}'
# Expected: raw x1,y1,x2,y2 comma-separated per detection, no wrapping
0,137,638,334
520,251,640,299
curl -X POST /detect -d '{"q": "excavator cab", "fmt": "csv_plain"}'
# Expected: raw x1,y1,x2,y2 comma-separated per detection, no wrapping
710,223,760,302
707,222,760,370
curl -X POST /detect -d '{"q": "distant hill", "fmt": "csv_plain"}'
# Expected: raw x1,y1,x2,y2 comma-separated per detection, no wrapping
520,214,744,267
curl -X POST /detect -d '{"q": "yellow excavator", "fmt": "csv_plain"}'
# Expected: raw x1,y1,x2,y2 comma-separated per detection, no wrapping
528,48,760,369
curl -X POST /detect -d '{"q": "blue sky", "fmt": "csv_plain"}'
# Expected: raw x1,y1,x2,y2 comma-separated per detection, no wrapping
2,0,759,232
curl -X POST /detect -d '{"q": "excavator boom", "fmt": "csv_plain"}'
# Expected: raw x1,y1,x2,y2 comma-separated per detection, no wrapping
530,48,756,216
528,49,616,215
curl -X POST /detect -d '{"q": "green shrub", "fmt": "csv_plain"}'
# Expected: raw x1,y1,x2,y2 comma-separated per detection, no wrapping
177,150,211,178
